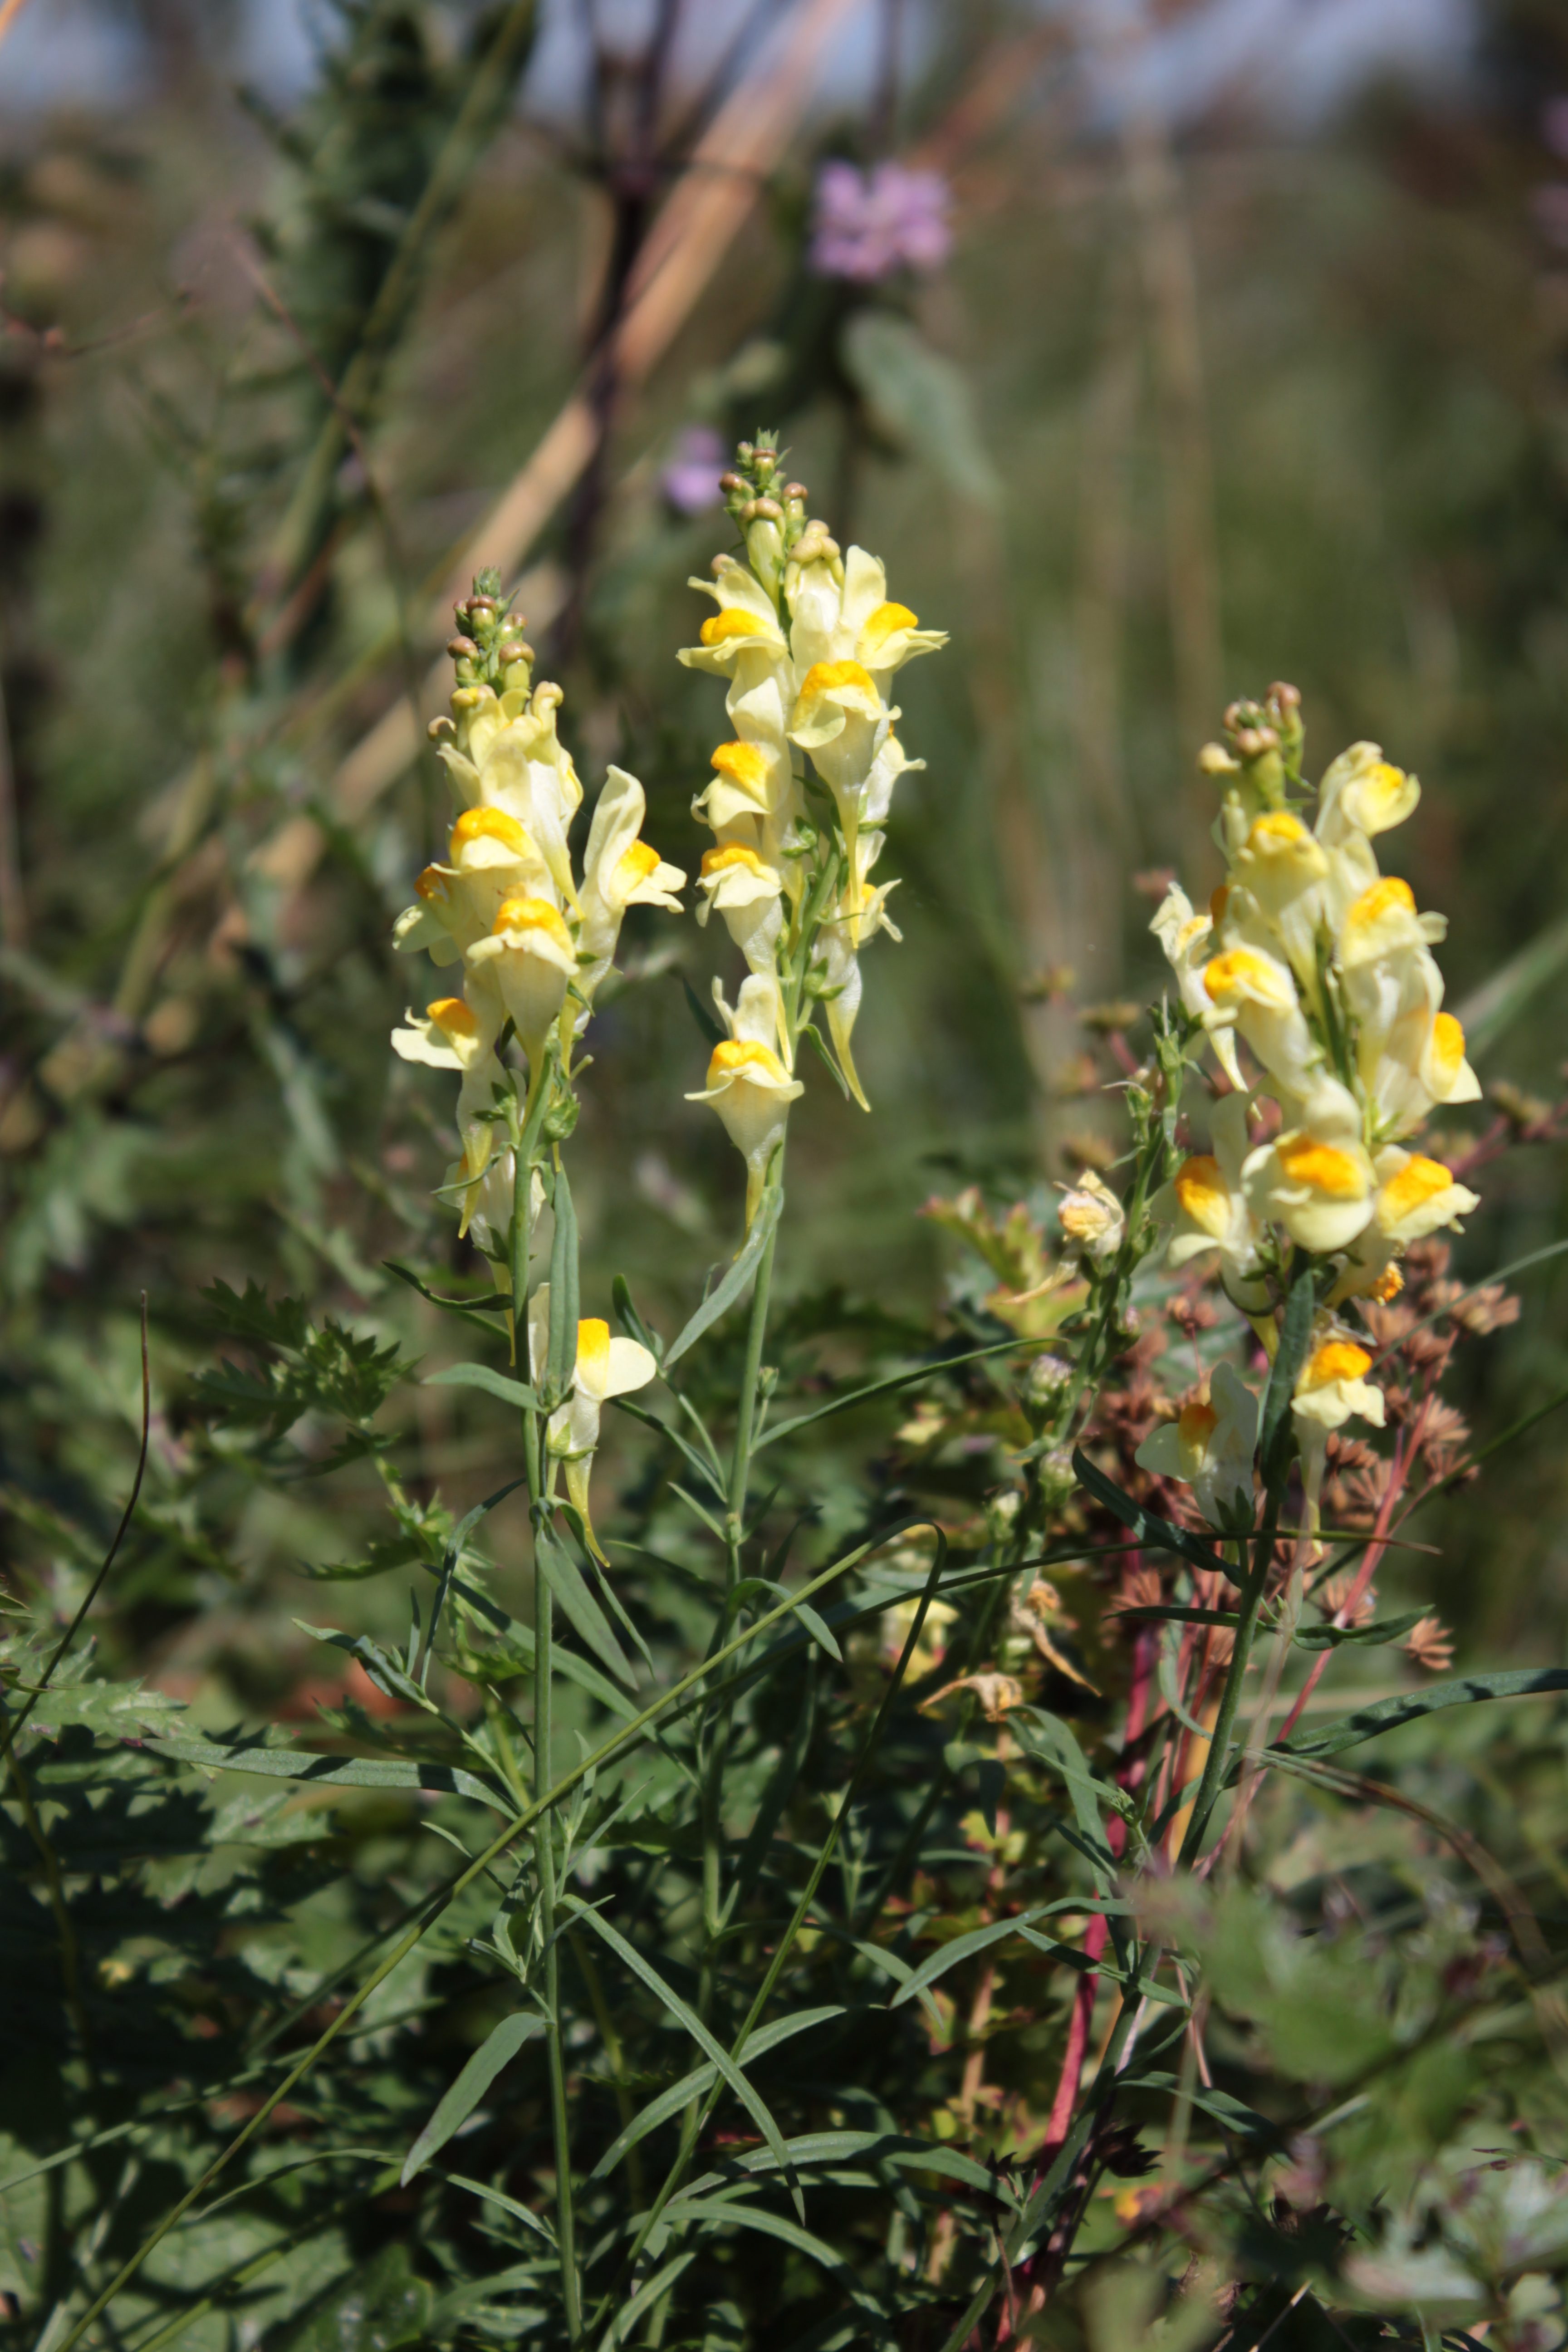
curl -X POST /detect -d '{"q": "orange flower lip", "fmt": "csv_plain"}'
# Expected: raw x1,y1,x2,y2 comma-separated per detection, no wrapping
1300,1339,1373,1391
707,1038,786,1085
699,609,773,647
1275,1137,1367,1198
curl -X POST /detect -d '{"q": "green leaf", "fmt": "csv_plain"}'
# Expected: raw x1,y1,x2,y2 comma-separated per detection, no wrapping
891,1907,1056,2006
1070,1447,1230,1578
564,1899,803,2214
1261,1265,1315,1485
424,1362,540,1411
534,1519,635,1686
657,2196,866,2293
1133,2072,1274,2141
588,2009,844,2182
663,1179,784,1369
444,2171,556,2248
754,1338,1027,1453
1293,1609,1426,1651
602,2254,697,2350
1267,1667,1568,1764
401,2011,546,2183
840,311,1000,507
144,1736,511,1812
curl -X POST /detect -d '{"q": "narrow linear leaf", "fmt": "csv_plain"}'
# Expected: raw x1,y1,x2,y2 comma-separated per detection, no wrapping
426,1363,541,1412
402,2012,545,2184
1261,1264,1314,1482
1070,1448,1230,1578
445,2171,557,2248
1293,1610,1426,1652
891,1906,1055,2007
756,1338,1029,1453
534,1520,635,1686
144,1738,511,1812
1267,1667,1568,1764
564,1898,802,2212
603,2253,696,2350
589,2008,843,2183
663,1181,783,1368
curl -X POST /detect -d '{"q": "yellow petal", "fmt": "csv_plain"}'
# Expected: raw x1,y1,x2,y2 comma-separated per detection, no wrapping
1173,1154,1230,1237
1379,1154,1454,1222
707,1038,789,1086
493,894,573,950
1299,1339,1372,1391
857,600,918,660
700,610,772,646
427,996,478,1039
451,805,531,860
710,740,772,796
1275,1137,1369,1198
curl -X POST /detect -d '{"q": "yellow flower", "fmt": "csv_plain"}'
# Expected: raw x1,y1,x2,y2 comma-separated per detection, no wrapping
577,765,685,1003
465,893,578,1071
1202,941,1323,1102
528,1287,657,1558
1243,1123,1377,1255
1230,810,1329,983
1055,1170,1126,1263
1372,1147,1479,1243
390,995,505,1224
1292,1333,1385,1436
677,561,789,674
1149,1093,1267,1307
1314,741,1421,847
685,975,804,1225
434,679,583,910
696,843,785,979
1136,1360,1258,1529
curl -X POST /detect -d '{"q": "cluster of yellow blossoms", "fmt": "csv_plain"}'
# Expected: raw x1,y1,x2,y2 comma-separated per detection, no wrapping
679,440,946,1221
392,583,685,1249
1139,688,1481,1517
389,582,682,1512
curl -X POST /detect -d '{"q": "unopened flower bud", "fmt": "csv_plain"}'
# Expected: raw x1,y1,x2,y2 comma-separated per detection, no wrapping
1268,680,1301,713
784,482,807,501
497,640,533,669
751,495,783,521
448,635,480,660
1197,740,1239,775
1233,725,1279,760
720,471,743,492
1025,1353,1072,1409
1036,1447,1077,1510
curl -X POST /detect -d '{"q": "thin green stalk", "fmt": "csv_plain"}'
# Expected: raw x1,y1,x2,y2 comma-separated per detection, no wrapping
48,1526,914,2352
701,1147,783,1973
591,1537,951,2342
1177,1490,1283,1868
511,1100,581,2341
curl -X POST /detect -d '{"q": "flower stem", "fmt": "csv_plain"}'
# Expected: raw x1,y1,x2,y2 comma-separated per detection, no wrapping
510,1103,581,2343
701,1146,782,1963
1176,1494,1282,1868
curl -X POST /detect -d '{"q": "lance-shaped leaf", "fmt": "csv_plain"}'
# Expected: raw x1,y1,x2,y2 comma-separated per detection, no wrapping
589,2007,844,2182
563,1897,802,2213
1264,1667,1568,1765
424,1364,542,1412
145,1738,512,1812
1070,1448,1232,1578
402,2011,546,2183
533,1518,634,1686
663,1180,783,1369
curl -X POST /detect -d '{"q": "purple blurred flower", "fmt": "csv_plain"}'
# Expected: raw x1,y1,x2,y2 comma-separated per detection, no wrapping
809,159,953,285
1545,97,1568,160
662,426,726,516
